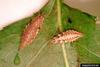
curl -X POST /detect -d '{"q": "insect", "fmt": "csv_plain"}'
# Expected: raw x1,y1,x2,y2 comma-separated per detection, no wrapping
52,30,83,44
19,15,44,50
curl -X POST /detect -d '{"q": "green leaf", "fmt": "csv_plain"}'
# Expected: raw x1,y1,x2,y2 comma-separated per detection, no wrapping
0,0,99,67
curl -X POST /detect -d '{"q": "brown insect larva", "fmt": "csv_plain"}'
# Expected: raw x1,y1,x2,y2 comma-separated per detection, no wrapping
52,30,83,44
19,15,44,50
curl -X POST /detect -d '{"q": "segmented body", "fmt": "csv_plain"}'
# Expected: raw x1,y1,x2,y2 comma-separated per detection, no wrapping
19,15,44,50
52,30,83,44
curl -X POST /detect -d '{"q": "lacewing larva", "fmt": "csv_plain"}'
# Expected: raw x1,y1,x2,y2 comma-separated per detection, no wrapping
19,15,44,50
52,30,83,44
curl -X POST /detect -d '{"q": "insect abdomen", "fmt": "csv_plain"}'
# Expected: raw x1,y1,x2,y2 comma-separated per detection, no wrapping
19,15,44,50
52,30,83,44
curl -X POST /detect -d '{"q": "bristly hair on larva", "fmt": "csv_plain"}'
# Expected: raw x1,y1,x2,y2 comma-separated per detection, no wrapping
19,15,44,50
52,30,83,44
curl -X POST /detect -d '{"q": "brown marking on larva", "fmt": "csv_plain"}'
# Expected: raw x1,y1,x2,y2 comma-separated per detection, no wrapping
52,30,83,44
19,15,44,50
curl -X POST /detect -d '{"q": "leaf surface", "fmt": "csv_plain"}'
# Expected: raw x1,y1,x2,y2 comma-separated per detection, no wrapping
0,0,99,67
